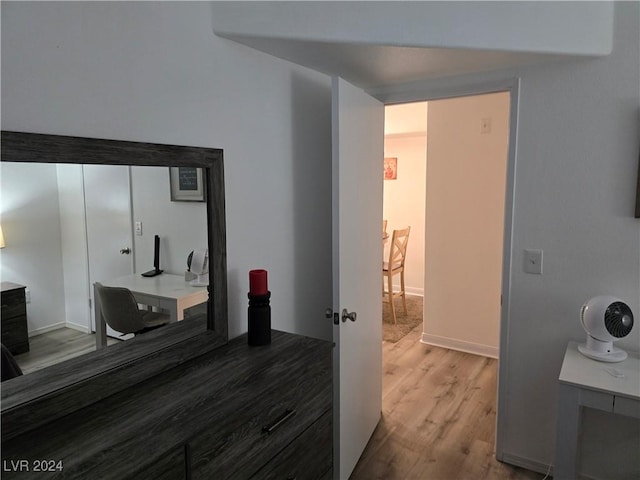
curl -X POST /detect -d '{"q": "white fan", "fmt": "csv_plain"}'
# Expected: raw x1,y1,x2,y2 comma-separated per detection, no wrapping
187,249,209,287
578,295,634,362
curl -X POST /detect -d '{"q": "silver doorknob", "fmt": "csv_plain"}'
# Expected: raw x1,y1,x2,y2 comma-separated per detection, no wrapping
120,247,131,255
342,309,357,322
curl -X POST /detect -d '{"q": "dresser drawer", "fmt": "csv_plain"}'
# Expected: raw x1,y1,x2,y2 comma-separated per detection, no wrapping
251,409,333,480
189,351,332,479
1,288,25,309
2,303,26,320
613,395,640,419
1,309,29,355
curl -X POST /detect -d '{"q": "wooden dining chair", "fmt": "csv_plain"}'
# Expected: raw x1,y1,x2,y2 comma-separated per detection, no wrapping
382,226,411,324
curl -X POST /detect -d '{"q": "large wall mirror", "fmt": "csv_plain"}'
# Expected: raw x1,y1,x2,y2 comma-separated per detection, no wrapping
1,131,227,434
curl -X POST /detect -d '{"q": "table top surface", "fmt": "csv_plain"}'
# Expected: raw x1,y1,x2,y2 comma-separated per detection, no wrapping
101,273,207,300
559,341,640,400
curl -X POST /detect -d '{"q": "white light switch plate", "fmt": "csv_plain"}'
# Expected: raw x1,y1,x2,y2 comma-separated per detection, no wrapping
524,249,543,274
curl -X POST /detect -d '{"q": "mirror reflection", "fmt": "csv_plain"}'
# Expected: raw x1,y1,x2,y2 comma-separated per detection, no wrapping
1,162,208,376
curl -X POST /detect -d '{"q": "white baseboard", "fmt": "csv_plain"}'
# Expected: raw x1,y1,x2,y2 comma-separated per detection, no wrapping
66,322,91,334
405,286,424,296
499,452,552,477
385,286,424,297
500,452,608,480
29,321,90,337
28,322,65,337
421,332,499,359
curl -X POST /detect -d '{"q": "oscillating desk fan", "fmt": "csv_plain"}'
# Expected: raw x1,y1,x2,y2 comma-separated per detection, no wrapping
187,249,209,287
578,295,634,362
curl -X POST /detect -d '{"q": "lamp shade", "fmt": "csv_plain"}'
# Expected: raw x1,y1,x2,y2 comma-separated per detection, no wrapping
0,225,5,249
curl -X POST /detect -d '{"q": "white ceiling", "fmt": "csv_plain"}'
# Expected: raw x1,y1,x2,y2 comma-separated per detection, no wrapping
221,34,570,91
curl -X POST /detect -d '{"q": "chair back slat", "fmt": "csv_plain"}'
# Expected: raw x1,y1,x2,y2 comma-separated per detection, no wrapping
388,226,410,267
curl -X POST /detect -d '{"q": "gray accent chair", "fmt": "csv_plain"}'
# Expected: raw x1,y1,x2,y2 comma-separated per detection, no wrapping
94,282,170,336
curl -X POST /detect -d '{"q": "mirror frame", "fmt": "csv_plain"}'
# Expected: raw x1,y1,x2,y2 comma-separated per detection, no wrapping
0,131,228,439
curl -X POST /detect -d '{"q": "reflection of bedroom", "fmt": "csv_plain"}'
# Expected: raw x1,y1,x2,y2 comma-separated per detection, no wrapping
0,163,208,373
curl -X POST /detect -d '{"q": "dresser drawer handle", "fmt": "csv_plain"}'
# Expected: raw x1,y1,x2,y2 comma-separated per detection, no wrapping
262,408,296,434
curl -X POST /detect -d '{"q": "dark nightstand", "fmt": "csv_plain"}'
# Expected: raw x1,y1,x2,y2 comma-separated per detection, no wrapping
1,282,29,355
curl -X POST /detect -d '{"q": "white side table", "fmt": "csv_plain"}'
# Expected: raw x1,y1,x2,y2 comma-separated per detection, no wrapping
555,341,640,479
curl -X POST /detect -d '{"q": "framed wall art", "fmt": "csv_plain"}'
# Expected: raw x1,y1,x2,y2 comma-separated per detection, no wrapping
170,166,205,202
384,157,397,180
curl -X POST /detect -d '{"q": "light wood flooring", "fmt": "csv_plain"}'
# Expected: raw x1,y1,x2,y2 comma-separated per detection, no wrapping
14,328,120,375
351,324,544,480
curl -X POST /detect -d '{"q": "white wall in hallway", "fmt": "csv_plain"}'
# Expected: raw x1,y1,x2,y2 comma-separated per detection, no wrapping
423,92,510,358
383,132,427,296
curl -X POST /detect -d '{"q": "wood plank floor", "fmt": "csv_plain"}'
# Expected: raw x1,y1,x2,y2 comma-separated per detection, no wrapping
351,324,544,480
14,328,120,375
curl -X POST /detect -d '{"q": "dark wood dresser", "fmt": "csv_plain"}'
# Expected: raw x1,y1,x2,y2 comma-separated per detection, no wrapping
1,282,29,355
1,330,333,479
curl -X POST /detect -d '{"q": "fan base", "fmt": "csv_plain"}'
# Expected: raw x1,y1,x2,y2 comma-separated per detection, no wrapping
189,273,209,287
578,344,627,363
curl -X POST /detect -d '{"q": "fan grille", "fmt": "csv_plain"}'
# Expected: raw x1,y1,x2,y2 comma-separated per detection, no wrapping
605,302,634,338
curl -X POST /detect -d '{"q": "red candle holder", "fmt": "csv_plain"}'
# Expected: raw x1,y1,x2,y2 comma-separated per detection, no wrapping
249,269,268,296
248,269,271,345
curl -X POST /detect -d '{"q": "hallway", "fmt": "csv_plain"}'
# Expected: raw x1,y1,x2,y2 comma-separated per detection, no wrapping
350,324,544,479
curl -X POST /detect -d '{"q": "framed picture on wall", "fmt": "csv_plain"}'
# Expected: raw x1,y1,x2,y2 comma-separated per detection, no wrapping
169,167,205,202
384,157,397,180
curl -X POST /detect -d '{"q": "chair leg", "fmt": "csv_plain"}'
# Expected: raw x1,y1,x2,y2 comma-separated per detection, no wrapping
388,272,397,324
382,271,388,308
400,270,408,316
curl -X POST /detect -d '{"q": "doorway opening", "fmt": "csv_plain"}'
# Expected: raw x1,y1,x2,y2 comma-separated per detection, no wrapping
365,89,515,478
383,91,510,354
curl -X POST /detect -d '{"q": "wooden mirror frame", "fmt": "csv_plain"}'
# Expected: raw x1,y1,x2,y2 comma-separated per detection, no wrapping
0,131,228,440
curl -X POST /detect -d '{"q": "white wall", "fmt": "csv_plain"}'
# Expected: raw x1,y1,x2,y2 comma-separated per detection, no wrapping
374,3,640,477
383,133,426,295
1,1,333,342
57,164,91,332
130,166,208,276
422,92,510,358
0,163,67,334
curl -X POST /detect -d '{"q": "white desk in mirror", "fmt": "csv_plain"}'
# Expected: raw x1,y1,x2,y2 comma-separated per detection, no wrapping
94,273,208,348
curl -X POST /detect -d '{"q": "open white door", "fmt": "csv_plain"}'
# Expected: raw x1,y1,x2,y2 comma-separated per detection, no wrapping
332,77,384,479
